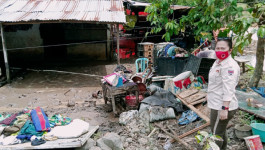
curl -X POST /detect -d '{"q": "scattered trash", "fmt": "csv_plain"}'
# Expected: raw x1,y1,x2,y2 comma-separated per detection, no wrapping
244,135,264,150
178,110,199,125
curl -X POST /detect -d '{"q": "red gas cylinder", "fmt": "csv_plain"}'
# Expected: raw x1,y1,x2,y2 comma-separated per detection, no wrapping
125,95,144,107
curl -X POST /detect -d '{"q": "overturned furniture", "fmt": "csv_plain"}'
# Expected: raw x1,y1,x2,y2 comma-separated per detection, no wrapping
176,88,210,138
102,82,139,115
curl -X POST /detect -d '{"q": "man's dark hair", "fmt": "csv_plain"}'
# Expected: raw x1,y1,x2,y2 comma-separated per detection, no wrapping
217,38,232,49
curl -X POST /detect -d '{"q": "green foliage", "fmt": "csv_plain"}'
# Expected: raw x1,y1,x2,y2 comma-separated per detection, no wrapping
238,110,265,125
145,0,265,55
195,131,222,150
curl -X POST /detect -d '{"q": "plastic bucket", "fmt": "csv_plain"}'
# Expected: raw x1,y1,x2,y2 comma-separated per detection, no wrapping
250,123,265,143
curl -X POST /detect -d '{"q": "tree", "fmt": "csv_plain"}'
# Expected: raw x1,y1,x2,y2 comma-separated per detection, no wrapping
145,0,265,87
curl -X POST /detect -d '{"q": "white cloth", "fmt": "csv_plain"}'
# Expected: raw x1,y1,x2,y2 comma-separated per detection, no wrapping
46,119,89,139
0,135,21,145
207,55,240,110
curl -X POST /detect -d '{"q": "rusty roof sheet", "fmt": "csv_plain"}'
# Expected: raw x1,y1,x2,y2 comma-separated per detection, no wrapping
0,0,126,24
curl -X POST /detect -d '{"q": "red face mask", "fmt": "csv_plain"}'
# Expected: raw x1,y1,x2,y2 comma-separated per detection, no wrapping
215,51,229,60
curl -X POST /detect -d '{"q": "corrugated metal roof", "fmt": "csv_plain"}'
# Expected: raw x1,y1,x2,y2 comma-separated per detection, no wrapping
0,0,126,24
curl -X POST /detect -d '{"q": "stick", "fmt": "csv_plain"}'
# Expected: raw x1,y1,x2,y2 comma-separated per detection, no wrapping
155,123,193,150
191,38,208,54
148,128,158,138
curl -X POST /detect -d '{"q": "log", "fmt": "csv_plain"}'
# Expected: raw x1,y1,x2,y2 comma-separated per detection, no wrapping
155,123,194,150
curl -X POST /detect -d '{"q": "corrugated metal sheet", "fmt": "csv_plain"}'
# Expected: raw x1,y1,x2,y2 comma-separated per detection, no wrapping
0,0,126,24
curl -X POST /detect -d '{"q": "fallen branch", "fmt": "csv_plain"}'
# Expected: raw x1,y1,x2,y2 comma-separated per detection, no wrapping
155,123,194,150
148,127,158,138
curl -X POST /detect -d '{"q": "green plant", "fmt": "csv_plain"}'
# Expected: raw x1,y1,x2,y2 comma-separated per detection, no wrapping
238,110,254,125
195,131,222,150
92,131,102,140
238,110,265,125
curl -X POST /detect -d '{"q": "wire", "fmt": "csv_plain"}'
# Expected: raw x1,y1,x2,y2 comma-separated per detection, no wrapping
11,67,104,77
1,34,164,51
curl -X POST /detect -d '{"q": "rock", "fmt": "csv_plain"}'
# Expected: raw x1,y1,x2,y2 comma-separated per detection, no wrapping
124,142,129,148
102,132,123,150
75,138,96,150
126,138,133,143
89,146,102,150
131,127,140,133
67,100,75,107
97,138,111,150
138,137,148,145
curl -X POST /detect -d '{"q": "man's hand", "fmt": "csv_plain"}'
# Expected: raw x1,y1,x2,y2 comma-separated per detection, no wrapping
219,110,228,120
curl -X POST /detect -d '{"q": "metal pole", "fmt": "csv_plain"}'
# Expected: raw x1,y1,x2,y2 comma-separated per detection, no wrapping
0,23,10,83
116,24,120,65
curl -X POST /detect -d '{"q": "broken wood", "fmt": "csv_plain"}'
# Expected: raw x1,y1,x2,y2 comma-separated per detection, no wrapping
178,122,210,139
190,98,206,105
185,92,207,104
177,95,210,122
178,88,199,99
148,127,158,138
155,123,193,150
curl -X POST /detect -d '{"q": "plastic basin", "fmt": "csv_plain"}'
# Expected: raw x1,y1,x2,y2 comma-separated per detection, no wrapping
250,123,265,142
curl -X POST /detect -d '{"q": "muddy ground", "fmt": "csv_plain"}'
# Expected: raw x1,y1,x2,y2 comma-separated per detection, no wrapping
0,39,264,150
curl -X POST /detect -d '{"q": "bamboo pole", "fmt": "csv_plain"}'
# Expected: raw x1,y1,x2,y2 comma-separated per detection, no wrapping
116,24,120,65
0,23,10,83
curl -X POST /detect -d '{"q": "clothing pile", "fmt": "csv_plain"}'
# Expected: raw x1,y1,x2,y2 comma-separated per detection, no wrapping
0,107,88,147
157,43,188,58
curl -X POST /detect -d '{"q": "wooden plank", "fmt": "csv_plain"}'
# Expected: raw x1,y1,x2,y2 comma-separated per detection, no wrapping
0,125,99,150
177,95,210,123
178,122,210,139
185,92,207,104
178,88,199,99
190,98,206,105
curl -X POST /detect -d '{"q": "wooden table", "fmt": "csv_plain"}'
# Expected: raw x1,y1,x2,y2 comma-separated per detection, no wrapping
102,82,139,115
234,56,251,73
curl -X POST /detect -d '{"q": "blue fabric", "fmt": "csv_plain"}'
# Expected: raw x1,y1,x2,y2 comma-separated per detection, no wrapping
18,120,43,136
164,44,174,56
251,87,265,98
167,46,177,57
178,110,199,125
31,107,51,132
17,135,32,140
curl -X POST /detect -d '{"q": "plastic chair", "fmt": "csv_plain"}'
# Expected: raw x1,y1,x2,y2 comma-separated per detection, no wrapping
135,58,148,73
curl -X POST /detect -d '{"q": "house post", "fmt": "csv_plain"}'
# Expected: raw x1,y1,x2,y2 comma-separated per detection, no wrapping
116,23,120,65
0,23,10,83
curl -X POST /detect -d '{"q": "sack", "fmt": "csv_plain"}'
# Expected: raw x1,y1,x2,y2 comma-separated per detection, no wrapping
31,107,50,132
